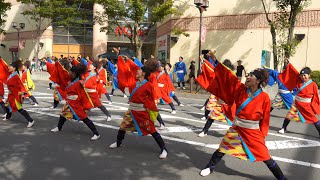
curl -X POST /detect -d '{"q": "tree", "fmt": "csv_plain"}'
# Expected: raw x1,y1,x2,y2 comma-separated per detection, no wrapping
17,0,87,64
89,0,177,60
261,0,310,70
0,0,11,34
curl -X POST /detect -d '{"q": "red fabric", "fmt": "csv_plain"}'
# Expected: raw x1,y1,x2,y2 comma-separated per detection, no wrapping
46,62,55,76
278,63,300,91
71,59,80,66
196,60,215,89
148,72,161,100
295,81,320,123
211,63,271,161
83,72,102,107
6,73,28,112
0,81,4,96
55,61,70,88
66,80,93,119
97,68,108,96
21,70,31,97
221,103,236,122
157,71,173,104
117,56,139,93
56,87,66,100
129,81,158,136
0,58,9,83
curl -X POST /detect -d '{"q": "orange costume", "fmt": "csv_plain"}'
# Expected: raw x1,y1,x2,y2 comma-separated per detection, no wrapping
278,64,320,124
82,71,101,107
120,80,158,136
208,63,271,162
6,72,28,113
117,56,140,94
97,67,108,97
156,71,175,104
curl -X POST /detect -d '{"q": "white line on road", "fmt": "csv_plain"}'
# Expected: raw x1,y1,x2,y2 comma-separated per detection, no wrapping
26,109,320,169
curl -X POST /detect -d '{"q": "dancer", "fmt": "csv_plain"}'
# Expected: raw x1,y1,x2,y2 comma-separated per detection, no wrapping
277,62,320,136
197,59,236,137
199,59,286,180
2,60,35,128
50,62,100,141
173,56,187,89
0,57,7,115
95,60,112,104
165,63,184,106
106,61,127,98
109,58,168,159
157,63,177,114
81,59,112,121
21,60,39,106
0,81,5,114
264,67,293,112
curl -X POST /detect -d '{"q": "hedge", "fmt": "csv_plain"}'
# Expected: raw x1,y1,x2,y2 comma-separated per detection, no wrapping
311,70,320,88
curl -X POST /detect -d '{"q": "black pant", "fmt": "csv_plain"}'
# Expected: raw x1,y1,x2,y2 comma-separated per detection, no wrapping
115,130,166,151
105,93,112,102
202,118,214,134
5,108,33,122
57,116,99,135
53,100,59,108
203,98,209,108
169,102,176,111
157,113,165,126
282,119,320,135
205,150,286,180
29,96,39,104
172,95,181,105
98,106,111,117
178,82,185,87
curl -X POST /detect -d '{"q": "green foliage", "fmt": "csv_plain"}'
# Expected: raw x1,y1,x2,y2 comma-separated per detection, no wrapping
90,0,177,59
273,0,310,61
17,0,87,28
0,0,11,33
171,27,189,37
311,70,320,88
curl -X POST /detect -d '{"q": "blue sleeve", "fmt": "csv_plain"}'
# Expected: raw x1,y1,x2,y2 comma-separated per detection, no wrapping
266,68,278,86
213,60,219,67
107,61,116,75
133,57,143,67
170,73,173,82
46,57,52,64
81,58,88,66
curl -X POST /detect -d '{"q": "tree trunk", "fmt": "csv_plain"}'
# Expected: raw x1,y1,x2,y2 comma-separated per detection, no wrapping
133,22,142,60
270,24,278,70
285,1,300,59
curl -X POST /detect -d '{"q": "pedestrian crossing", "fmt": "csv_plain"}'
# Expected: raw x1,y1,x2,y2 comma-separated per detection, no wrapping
2,88,320,169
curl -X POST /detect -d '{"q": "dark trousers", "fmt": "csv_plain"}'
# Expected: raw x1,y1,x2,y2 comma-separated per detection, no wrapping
98,106,111,117
177,82,185,87
5,107,33,122
171,95,181,105
57,116,99,135
282,118,320,135
115,130,166,151
205,150,286,180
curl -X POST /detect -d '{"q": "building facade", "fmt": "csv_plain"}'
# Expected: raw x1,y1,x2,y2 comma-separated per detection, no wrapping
156,0,320,73
0,0,153,62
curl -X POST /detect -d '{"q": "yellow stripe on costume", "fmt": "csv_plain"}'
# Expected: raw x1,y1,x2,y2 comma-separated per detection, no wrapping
286,104,302,122
15,99,22,110
26,70,35,90
218,128,249,161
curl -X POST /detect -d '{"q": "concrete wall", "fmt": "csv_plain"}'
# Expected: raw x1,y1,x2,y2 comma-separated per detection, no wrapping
156,0,320,73
0,0,52,62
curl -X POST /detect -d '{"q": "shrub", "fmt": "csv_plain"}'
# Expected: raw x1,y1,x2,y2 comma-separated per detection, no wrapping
311,70,320,88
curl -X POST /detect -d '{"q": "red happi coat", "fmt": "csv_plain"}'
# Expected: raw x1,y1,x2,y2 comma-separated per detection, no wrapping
0,58,9,83
278,63,320,123
0,81,4,103
82,71,101,107
97,67,108,96
197,60,236,121
51,61,70,100
209,63,271,161
148,72,161,101
117,56,140,94
65,78,93,120
130,81,158,135
156,71,175,104
6,72,28,112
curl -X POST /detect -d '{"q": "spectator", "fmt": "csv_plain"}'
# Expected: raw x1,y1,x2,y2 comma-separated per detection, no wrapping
187,60,196,83
236,60,246,81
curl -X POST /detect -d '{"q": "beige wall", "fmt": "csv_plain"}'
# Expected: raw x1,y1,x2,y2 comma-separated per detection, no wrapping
0,1,53,62
156,0,320,73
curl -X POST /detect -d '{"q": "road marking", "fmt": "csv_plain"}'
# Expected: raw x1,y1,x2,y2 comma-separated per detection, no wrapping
25,109,320,169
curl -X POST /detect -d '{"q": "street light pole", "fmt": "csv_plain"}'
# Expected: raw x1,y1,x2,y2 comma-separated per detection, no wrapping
12,22,25,61
194,0,209,77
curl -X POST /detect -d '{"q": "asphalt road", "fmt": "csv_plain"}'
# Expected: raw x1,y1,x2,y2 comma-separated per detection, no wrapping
0,81,320,180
